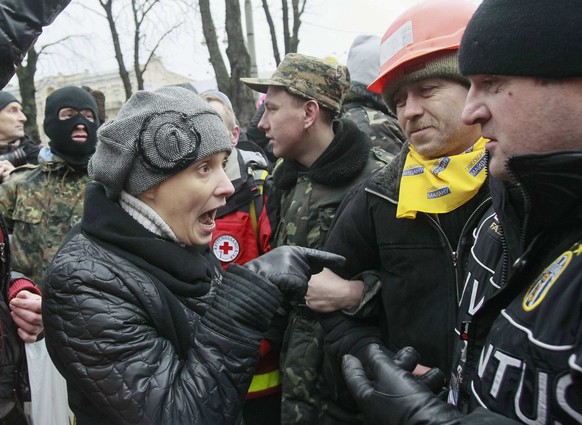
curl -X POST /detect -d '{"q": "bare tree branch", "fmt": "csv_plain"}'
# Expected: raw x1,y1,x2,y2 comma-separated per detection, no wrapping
282,0,290,54
16,47,40,143
224,0,255,126
261,0,281,65
98,0,133,98
198,0,229,91
141,22,182,72
36,35,81,54
289,0,305,52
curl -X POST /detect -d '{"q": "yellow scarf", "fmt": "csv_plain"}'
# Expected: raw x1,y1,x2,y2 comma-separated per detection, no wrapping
396,137,488,219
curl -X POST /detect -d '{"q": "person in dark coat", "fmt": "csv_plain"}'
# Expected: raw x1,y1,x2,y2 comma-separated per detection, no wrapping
311,0,483,387
0,1,72,424
0,213,43,425
0,92,40,182
341,0,582,424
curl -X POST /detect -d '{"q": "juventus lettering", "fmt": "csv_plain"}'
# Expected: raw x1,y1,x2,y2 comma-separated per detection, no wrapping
477,343,581,423
450,212,582,423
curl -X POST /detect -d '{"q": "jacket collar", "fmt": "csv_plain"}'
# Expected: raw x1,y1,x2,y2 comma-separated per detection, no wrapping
342,82,394,118
273,118,372,189
370,142,410,199
81,182,218,298
492,150,582,259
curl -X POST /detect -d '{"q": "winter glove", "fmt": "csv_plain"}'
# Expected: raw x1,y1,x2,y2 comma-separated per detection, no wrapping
241,246,346,302
343,344,462,425
202,268,283,345
392,346,447,396
320,311,383,361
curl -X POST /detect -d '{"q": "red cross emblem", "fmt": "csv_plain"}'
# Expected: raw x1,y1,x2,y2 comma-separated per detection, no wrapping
212,235,240,262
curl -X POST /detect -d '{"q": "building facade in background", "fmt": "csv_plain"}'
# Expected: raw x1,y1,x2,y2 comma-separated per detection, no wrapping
5,56,215,144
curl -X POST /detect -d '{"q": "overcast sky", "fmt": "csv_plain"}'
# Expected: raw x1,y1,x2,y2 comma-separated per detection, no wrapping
17,0,482,86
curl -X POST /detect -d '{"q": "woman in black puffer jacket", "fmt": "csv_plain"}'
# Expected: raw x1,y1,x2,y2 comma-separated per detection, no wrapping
42,87,342,425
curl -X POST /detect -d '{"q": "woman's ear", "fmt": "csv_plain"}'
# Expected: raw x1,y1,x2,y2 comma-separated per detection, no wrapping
137,185,158,203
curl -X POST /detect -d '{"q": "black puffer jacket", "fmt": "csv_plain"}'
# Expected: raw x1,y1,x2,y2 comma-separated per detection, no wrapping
324,143,491,377
0,0,71,87
43,183,284,425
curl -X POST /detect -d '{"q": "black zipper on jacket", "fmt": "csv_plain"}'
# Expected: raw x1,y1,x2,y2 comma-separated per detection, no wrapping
451,197,492,300
365,188,491,304
507,162,533,261
366,189,456,289
424,213,458,293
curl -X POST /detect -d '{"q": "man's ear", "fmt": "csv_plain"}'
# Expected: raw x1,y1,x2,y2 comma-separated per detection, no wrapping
304,99,319,128
232,125,241,146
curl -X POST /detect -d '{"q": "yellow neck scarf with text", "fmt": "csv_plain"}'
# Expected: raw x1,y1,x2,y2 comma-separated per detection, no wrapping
396,137,488,219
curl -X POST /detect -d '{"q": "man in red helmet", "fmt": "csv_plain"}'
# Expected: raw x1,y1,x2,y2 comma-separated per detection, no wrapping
308,0,488,419
341,0,582,423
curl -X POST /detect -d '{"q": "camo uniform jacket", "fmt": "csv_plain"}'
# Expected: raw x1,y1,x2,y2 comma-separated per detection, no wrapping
0,151,89,286
269,118,392,425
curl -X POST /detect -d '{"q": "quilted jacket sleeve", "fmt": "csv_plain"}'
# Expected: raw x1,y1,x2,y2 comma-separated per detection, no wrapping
0,0,71,87
42,235,283,425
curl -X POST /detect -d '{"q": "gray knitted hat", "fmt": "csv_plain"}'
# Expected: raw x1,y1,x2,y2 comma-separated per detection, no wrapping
346,35,381,87
382,51,469,114
90,86,232,200
0,91,19,111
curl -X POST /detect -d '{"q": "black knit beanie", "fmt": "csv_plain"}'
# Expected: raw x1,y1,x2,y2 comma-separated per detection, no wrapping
459,0,582,78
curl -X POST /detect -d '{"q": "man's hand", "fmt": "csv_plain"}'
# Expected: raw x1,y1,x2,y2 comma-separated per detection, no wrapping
306,268,364,312
243,246,346,302
10,291,43,343
0,159,15,182
342,344,461,425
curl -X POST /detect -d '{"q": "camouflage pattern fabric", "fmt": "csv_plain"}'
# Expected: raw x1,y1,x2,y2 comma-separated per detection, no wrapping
241,53,351,113
343,104,406,155
279,312,327,425
273,148,391,425
0,160,90,286
341,83,406,156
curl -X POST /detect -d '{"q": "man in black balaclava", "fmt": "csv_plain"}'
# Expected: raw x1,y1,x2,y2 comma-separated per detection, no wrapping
44,86,99,166
0,86,100,285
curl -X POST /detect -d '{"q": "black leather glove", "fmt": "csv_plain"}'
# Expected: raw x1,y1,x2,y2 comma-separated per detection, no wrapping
243,246,346,301
392,346,447,396
342,344,462,425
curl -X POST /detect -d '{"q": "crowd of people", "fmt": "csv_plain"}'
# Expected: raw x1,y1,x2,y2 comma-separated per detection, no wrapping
0,0,580,424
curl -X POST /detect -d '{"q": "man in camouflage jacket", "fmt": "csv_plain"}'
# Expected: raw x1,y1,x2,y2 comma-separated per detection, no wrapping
0,86,99,286
341,35,406,156
241,53,392,425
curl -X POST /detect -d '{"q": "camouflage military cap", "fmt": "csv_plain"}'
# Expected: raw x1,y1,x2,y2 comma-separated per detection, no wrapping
241,53,351,113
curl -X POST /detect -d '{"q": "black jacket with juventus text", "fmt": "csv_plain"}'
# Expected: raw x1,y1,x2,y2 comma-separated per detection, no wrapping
450,150,582,424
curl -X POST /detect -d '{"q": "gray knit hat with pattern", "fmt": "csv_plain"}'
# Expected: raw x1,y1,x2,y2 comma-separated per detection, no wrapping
90,86,232,200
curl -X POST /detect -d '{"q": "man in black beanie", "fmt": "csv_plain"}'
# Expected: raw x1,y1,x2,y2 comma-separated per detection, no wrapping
0,91,41,182
0,86,99,285
339,0,582,424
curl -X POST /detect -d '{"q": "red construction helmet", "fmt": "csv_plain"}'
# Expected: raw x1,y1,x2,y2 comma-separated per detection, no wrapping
369,0,477,94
